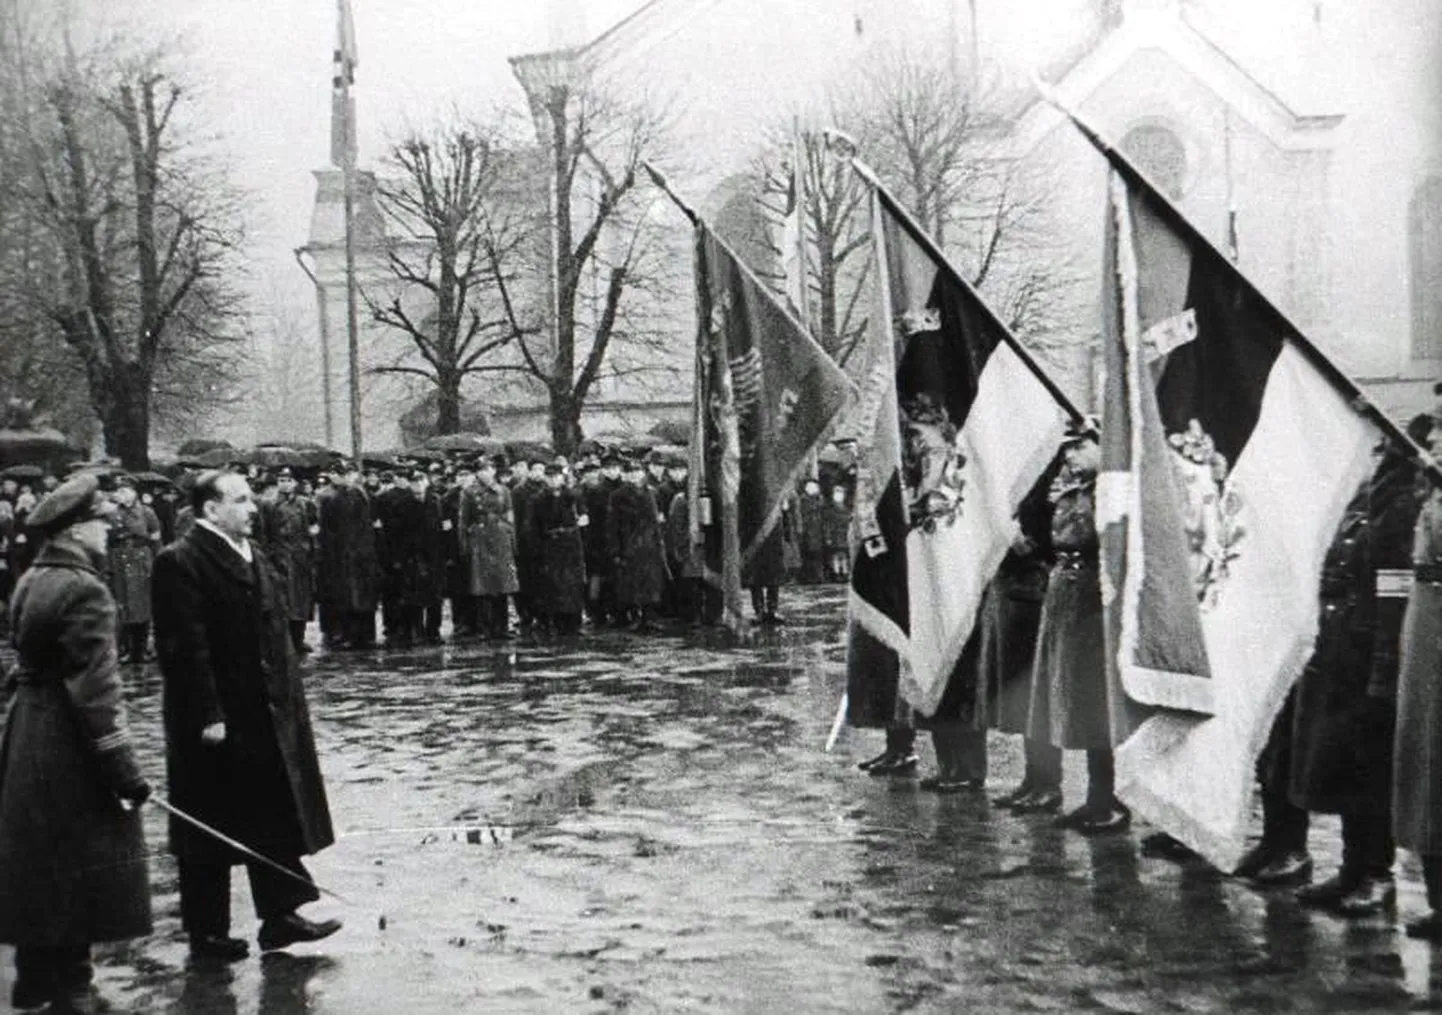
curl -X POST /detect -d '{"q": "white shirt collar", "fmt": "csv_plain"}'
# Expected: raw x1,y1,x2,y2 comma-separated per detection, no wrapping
196,519,253,563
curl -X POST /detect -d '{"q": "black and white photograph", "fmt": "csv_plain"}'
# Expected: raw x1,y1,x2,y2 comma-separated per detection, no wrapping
0,0,1440,1011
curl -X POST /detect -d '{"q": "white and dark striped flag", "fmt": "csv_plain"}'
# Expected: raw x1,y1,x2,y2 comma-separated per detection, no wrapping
1097,154,1379,869
847,175,1073,719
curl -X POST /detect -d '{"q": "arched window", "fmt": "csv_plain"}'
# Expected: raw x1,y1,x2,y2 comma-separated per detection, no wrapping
1411,176,1442,360
1121,122,1188,201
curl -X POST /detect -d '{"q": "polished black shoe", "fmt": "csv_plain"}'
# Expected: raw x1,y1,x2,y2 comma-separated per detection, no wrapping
258,913,343,952
1012,788,1064,814
857,751,892,772
1250,850,1313,887
1055,807,1095,830
1077,803,1132,835
992,783,1034,809
868,753,919,777
1140,831,1195,860
1406,912,1442,939
189,934,250,961
1334,876,1396,917
1232,841,1275,880
1296,872,1357,910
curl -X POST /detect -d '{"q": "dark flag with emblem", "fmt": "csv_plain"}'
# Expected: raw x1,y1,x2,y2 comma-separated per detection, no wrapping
1095,155,1380,869
689,222,855,633
847,174,1074,720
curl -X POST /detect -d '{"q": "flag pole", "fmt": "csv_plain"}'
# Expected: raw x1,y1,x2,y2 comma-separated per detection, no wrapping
848,156,1088,427
1031,76,1440,478
339,0,363,463
641,162,699,226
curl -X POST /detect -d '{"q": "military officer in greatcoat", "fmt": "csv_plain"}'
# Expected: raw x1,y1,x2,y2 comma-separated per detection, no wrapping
0,475,150,1014
459,456,518,639
107,474,162,663
510,459,548,632
582,452,624,625
257,468,319,655
316,461,379,650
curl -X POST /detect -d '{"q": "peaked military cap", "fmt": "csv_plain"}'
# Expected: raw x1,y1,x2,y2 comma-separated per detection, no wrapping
27,473,112,535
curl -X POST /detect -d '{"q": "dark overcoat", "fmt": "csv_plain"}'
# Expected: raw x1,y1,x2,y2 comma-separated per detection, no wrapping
258,495,317,622
0,538,151,945
664,490,702,579
822,499,851,552
440,484,466,598
1290,462,1418,815
316,484,379,611
607,483,667,607
153,526,335,863
581,475,621,579
511,478,546,604
380,489,445,607
106,501,160,626
460,481,519,597
530,487,587,616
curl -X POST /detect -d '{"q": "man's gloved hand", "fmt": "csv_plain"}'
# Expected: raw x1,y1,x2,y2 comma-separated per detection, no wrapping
118,777,152,806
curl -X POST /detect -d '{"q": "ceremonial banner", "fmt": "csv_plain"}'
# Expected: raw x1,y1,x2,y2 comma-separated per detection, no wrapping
690,222,855,633
1098,161,1378,869
848,180,1070,717
330,0,359,169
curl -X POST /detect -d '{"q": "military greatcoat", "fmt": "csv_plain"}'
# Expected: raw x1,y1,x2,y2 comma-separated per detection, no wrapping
530,486,587,617
316,484,379,612
107,500,160,626
0,538,151,946
259,494,318,622
459,480,518,597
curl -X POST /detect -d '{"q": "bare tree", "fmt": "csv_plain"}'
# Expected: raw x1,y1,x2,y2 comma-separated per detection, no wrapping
753,127,872,363
5,32,247,468
841,50,1082,352
489,69,679,455
369,118,541,435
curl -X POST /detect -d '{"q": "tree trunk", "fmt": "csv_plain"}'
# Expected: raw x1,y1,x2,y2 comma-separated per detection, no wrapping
549,385,581,458
435,370,462,435
98,363,151,470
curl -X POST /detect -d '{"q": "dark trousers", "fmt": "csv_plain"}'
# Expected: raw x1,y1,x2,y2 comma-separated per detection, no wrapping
12,944,91,1009
671,575,700,623
450,594,479,635
178,857,320,936
886,725,916,757
1258,692,1310,853
750,585,780,618
1024,738,1063,792
1422,855,1442,911
929,724,987,782
120,622,149,661
288,621,308,653
1341,813,1395,879
1085,748,1117,809
423,600,443,640
319,603,339,642
346,609,375,648
479,595,510,637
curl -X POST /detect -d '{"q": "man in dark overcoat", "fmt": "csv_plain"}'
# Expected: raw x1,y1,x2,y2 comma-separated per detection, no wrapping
1287,442,1421,914
606,460,667,632
582,453,624,625
373,471,412,646
443,465,478,637
316,462,379,650
258,469,319,654
106,475,161,663
530,462,586,633
796,479,828,584
152,470,341,960
510,460,547,631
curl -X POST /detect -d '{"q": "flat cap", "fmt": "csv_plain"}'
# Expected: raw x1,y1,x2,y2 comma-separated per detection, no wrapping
27,473,111,535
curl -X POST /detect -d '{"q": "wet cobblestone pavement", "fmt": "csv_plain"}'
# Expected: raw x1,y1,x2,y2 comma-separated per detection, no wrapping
6,584,1442,1013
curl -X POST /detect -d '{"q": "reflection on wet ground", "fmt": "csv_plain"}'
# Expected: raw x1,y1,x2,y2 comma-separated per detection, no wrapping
4,584,1442,1012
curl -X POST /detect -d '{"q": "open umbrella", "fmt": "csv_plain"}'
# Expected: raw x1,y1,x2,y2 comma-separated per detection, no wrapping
0,427,76,466
0,464,45,481
128,471,176,488
399,446,447,462
424,432,494,453
505,439,553,463
194,447,239,468
647,419,692,446
589,431,656,452
175,438,233,458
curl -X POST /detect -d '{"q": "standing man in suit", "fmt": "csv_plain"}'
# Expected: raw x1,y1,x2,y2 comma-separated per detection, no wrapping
152,470,341,961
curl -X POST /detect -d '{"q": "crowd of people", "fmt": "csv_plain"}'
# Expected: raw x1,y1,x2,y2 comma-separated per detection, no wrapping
854,411,1442,941
0,447,858,658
